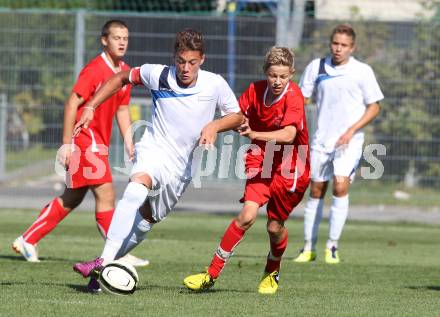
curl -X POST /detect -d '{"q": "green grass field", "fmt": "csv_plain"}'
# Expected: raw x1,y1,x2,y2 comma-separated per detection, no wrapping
1,209,439,317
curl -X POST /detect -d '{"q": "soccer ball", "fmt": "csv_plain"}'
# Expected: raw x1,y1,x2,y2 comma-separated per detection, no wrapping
99,260,139,295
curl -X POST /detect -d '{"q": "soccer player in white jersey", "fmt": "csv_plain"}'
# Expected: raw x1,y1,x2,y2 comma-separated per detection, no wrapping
293,24,383,264
71,29,243,284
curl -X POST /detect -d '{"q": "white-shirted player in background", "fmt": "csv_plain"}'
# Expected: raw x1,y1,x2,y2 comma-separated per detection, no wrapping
294,24,383,264
71,29,243,285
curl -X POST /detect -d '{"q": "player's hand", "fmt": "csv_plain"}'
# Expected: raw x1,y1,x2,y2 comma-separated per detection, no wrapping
235,116,249,133
199,121,219,148
239,119,256,140
335,128,355,148
73,108,95,137
56,144,72,169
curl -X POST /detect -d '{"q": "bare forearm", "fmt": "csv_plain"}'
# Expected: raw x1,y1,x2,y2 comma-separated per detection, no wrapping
252,126,297,144
214,112,243,133
62,93,83,144
349,102,381,133
86,71,130,110
116,106,132,142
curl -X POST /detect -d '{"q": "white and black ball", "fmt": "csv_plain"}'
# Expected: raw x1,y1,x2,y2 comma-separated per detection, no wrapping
99,260,139,295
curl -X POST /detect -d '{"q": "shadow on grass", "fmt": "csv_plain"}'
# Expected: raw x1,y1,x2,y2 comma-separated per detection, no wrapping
138,284,254,294
406,285,440,291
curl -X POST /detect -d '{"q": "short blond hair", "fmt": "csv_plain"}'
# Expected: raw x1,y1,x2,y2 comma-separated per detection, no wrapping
263,46,295,73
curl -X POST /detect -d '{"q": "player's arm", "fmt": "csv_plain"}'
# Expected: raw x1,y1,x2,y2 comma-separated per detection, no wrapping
335,101,381,147
240,121,297,145
115,105,134,160
60,92,84,166
73,70,131,136
304,97,312,105
199,111,244,146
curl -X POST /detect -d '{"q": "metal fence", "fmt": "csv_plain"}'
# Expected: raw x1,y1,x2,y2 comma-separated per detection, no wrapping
1,9,440,199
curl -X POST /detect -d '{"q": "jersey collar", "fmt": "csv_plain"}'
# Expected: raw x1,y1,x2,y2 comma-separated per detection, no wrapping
263,81,290,107
100,52,122,73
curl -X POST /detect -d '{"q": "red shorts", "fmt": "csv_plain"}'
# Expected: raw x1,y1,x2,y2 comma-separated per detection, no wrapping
66,150,112,189
241,172,306,221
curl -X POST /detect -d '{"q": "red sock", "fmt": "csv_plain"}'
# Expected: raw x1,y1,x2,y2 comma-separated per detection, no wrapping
265,230,288,273
22,198,69,245
208,220,245,279
95,209,114,238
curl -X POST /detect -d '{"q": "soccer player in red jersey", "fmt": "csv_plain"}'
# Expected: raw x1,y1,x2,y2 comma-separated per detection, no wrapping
12,20,148,276
183,47,310,294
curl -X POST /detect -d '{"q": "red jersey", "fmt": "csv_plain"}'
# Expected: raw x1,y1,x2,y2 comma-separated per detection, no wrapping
239,80,310,192
72,52,131,151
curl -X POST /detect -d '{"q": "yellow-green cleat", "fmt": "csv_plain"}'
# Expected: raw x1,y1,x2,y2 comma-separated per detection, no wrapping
293,249,317,263
183,272,216,291
325,246,340,264
258,271,279,294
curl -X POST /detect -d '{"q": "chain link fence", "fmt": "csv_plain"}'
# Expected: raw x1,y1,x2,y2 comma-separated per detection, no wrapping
1,9,439,203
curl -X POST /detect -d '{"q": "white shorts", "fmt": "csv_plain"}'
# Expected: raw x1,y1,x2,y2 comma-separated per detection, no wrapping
130,141,190,221
310,140,363,182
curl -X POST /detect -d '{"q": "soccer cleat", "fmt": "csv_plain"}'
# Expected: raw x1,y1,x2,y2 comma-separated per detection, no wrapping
325,246,340,264
87,276,102,293
73,257,104,278
258,271,279,294
119,253,150,267
183,272,216,291
293,249,317,263
12,236,40,262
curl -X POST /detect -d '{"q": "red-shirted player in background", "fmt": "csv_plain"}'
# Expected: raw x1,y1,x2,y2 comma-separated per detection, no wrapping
184,47,310,294
12,20,148,275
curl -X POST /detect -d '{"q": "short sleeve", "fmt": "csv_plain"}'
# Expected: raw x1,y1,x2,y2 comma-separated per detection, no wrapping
238,83,254,115
280,85,305,130
137,64,160,89
216,75,240,116
119,84,132,106
299,60,318,98
72,65,98,101
360,65,384,105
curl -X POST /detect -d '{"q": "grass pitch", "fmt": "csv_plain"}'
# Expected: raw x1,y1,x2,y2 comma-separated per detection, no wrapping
0,209,439,317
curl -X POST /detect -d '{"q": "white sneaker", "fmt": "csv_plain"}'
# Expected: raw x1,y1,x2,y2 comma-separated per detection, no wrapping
12,237,40,262
119,253,149,267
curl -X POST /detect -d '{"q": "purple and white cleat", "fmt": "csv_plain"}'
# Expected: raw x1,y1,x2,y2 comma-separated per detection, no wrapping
73,257,104,278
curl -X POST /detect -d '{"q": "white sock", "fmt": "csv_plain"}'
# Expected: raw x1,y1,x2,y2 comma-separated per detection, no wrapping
101,182,149,265
328,195,349,244
115,212,154,259
303,197,324,251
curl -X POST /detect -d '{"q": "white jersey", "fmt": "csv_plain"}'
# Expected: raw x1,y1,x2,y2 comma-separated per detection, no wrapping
129,64,240,180
300,56,384,152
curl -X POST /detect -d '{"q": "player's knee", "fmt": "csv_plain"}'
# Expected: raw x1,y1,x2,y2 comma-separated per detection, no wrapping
236,214,255,230
333,184,349,196
266,222,283,236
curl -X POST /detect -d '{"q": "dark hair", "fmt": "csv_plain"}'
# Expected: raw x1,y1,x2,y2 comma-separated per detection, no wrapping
330,24,356,44
101,20,129,37
174,29,205,55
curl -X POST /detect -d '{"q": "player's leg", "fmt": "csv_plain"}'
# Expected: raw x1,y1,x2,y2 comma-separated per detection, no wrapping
259,219,287,295
326,143,362,264
73,172,159,278
295,150,332,262
90,182,115,238
90,181,150,267
183,201,260,291
12,186,88,262
100,172,152,265
260,176,304,294
325,176,350,264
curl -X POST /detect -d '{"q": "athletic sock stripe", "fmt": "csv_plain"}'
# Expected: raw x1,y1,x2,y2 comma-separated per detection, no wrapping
23,221,47,241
